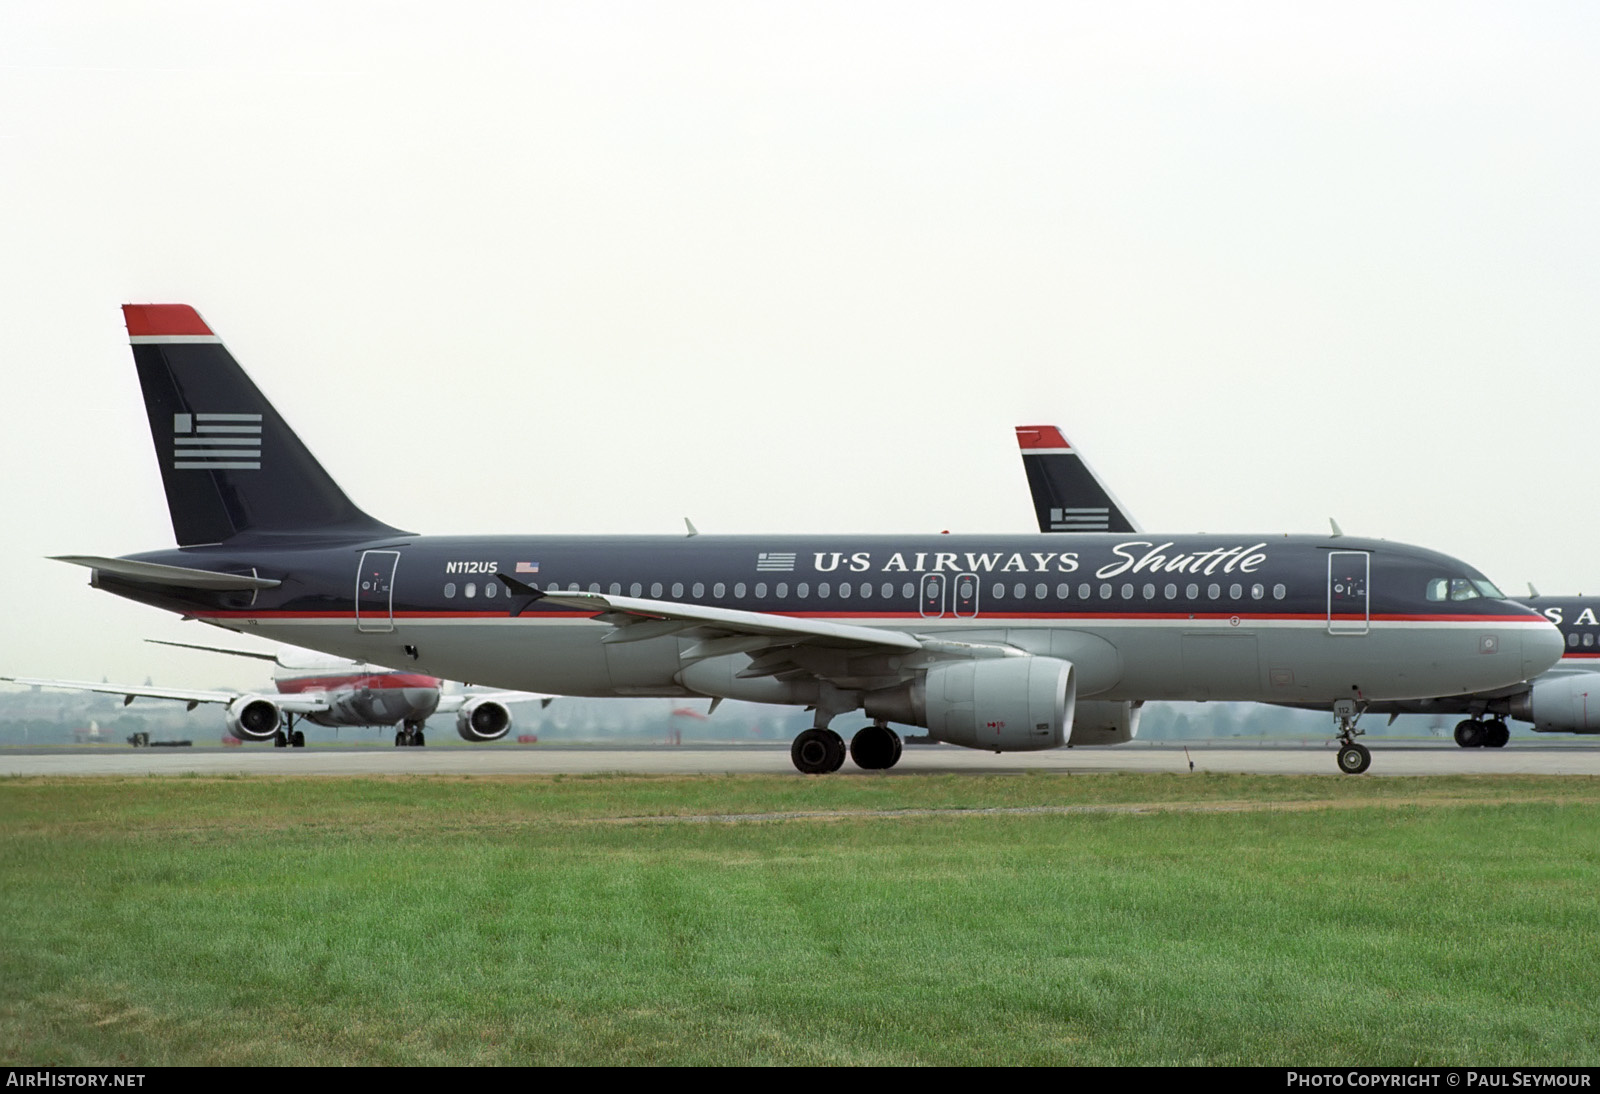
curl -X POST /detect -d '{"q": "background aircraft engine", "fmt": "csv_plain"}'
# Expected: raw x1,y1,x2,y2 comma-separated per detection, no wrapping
456,698,513,742
224,696,281,741
1070,700,1143,745
1509,674,1599,734
865,656,1076,751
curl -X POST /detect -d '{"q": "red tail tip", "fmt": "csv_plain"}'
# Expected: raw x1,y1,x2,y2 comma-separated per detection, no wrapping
123,304,213,338
1015,425,1070,450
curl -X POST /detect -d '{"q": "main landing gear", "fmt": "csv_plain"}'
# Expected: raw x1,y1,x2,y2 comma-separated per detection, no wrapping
1333,699,1371,775
790,723,903,774
394,721,427,747
272,716,306,748
1453,718,1510,749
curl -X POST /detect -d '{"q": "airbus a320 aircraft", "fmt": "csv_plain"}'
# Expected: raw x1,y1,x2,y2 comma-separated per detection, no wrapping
4,640,550,747
51,305,1563,776
1014,423,1596,748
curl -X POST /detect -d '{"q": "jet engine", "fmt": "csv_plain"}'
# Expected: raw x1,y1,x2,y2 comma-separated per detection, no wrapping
1070,700,1143,746
224,695,282,741
865,655,1076,751
456,698,513,742
1509,673,1599,734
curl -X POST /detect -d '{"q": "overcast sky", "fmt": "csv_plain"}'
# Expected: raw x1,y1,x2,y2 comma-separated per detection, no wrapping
2,1,1597,691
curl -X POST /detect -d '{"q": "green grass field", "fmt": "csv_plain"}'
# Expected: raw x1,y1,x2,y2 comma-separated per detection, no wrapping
3,772,1598,1065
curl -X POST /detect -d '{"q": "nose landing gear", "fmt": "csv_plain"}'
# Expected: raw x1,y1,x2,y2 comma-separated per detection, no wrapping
1333,698,1371,775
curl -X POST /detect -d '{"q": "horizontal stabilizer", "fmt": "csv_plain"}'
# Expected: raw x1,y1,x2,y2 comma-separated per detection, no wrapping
51,555,281,591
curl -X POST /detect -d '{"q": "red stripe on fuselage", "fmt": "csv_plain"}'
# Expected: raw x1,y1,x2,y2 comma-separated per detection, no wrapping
275,672,442,694
197,609,1552,624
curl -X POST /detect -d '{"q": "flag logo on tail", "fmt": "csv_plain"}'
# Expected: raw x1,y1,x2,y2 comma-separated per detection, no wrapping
515,562,540,574
756,552,796,572
172,413,262,470
1049,507,1109,531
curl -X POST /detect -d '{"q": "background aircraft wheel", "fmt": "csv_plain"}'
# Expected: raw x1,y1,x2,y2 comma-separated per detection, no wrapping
291,730,306,748
394,730,405,747
792,728,841,774
1453,719,1485,748
415,731,425,747
1337,743,1371,775
849,725,901,770
273,730,288,748
1485,721,1510,748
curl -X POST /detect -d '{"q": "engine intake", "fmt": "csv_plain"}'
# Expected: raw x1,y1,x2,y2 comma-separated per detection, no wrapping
456,698,513,742
225,696,281,741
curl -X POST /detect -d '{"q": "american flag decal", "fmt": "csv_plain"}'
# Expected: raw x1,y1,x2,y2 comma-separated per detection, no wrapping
172,413,262,470
515,562,540,574
756,552,796,572
1049,507,1109,532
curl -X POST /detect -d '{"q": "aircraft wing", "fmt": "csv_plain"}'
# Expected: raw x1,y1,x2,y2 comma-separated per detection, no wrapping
531,589,923,653
524,588,1021,693
434,690,557,712
0,676,331,713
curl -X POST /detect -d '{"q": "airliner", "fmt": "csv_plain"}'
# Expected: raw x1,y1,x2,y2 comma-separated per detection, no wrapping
50,305,1563,776
3,640,550,747
1014,423,1596,747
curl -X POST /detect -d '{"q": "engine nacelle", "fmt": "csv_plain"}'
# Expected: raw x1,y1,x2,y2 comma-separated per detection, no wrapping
225,695,281,741
1070,700,1142,746
1509,673,1599,734
457,698,513,742
864,655,1076,751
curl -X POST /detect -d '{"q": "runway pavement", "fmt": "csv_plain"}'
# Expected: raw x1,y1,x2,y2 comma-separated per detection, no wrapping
5,740,1600,777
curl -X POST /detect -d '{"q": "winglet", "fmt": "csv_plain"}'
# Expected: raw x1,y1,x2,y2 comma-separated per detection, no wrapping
685,517,699,537
1329,518,1343,537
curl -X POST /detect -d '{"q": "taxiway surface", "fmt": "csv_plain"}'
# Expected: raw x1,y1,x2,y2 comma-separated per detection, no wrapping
5,742,1598,777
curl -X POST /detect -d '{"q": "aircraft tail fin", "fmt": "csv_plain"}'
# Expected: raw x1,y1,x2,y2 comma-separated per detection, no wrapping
123,305,407,546
1014,425,1141,534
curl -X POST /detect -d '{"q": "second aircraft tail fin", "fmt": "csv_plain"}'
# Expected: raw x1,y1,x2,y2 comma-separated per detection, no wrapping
1014,425,1140,534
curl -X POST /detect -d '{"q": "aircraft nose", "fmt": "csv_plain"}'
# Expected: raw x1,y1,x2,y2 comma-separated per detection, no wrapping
1521,617,1565,679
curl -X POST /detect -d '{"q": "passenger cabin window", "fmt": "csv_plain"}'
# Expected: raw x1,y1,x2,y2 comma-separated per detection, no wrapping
817,583,829,598
1229,583,1242,600
1273,584,1286,600
1164,584,1177,599
714,582,726,597
1037,583,1049,600
1142,583,1155,600
798,582,810,597
902,582,915,598
1057,583,1070,599
589,583,600,593
1099,583,1112,599
882,582,894,598
1251,584,1264,600
630,582,642,597
651,582,664,598
610,583,621,595
1120,584,1133,600
465,583,477,598
1207,584,1220,599
1017,583,1028,599
776,582,788,597
1186,583,1199,599
993,583,1005,599
671,582,684,598
735,583,747,597
444,583,456,598
1078,583,1091,599
484,583,498,598
756,582,768,597
693,582,705,598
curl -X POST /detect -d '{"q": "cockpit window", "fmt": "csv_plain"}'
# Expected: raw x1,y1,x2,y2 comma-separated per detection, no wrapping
1427,577,1494,602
